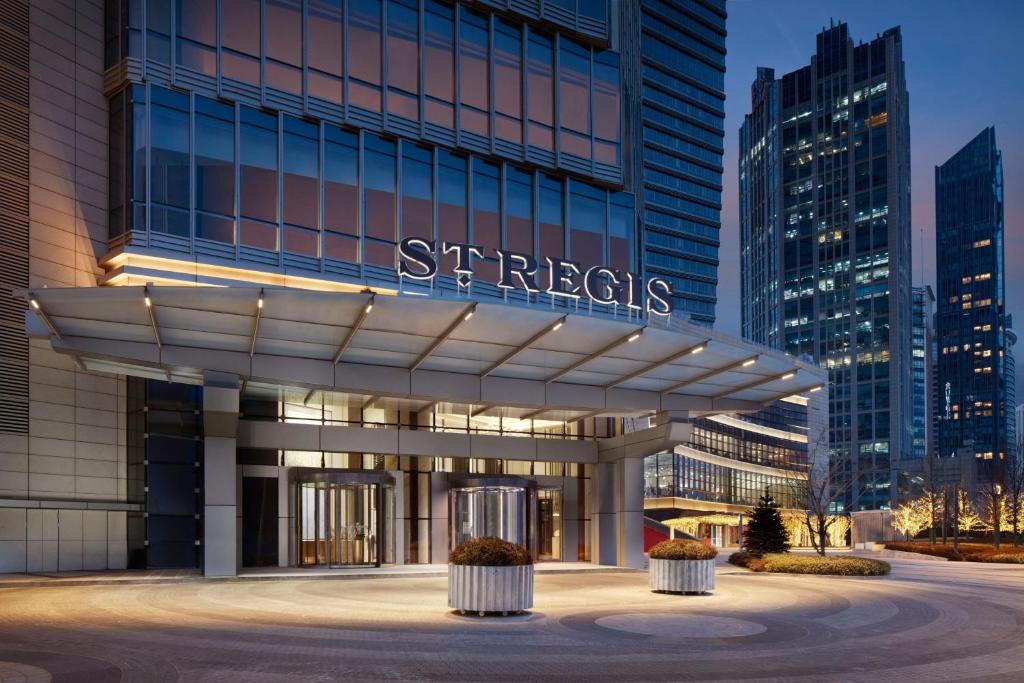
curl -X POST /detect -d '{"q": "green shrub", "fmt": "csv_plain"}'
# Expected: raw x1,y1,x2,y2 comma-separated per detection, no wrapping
649,539,718,560
731,552,889,576
449,537,532,566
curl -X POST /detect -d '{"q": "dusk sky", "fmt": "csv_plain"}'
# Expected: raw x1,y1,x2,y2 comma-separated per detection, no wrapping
717,0,1024,339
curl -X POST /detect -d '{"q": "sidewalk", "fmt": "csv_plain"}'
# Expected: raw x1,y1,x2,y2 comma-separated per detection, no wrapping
0,561,638,588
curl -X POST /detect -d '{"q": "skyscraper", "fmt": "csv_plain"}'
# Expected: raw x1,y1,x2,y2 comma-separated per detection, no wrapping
935,128,1008,484
621,0,726,325
911,286,935,460
739,22,913,510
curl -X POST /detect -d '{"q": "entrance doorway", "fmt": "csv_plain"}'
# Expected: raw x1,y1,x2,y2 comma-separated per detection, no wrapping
536,489,562,561
448,477,563,561
293,470,394,567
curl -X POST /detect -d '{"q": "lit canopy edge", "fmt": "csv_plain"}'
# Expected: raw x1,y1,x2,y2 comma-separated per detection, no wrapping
22,286,826,417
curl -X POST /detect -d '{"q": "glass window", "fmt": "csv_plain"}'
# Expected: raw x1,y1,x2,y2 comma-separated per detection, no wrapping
109,91,125,236
438,150,467,272
459,9,489,137
593,51,620,165
401,144,433,241
539,173,563,259
424,0,455,128
308,0,343,102
559,40,591,159
195,97,235,244
526,31,554,151
506,167,532,255
150,87,189,238
283,117,319,256
146,0,171,63
175,0,216,75
472,159,500,253
494,20,522,145
363,134,397,265
349,0,382,111
240,107,279,250
131,86,146,231
609,192,634,274
570,180,605,269
387,0,419,120
265,0,302,93
324,126,359,262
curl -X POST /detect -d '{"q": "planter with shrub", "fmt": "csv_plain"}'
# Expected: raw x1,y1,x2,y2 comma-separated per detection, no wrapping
648,539,717,594
448,537,533,616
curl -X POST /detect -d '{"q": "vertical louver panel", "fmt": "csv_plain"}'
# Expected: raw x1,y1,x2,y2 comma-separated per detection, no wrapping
0,0,29,434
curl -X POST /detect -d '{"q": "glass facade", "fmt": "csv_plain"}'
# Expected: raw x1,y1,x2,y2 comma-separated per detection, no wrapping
910,286,935,460
631,0,726,324
738,23,913,510
643,401,810,510
935,128,1009,484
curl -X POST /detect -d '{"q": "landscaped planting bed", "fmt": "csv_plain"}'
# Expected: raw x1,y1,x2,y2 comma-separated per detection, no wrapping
884,542,1024,563
729,552,890,576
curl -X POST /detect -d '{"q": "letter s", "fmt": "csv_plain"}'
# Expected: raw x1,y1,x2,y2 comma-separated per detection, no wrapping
398,237,437,280
646,278,673,316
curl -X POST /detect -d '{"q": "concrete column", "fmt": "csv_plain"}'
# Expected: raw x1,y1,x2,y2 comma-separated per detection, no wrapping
561,476,579,562
593,462,617,565
615,458,646,569
203,374,240,577
429,472,449,564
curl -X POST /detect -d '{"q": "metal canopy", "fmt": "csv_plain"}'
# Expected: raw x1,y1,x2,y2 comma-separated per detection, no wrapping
22,286,825,415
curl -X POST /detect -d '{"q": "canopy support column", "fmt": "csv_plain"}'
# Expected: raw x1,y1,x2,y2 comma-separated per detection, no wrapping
202,372,240,577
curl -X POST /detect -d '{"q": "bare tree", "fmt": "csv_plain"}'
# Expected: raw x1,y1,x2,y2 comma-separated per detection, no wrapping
1008,449,1024,547
789,429,852,557
919,450,946,545
979,478,1007,549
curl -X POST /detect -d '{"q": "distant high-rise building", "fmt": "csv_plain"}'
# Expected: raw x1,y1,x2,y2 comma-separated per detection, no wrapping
912,286,936,459
935,128,1008,483
739,22,913,510
1007,329,1016,457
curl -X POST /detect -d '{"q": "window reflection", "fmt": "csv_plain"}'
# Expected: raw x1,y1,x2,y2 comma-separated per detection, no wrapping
324,126,359,262
387,0,419,120
401,144,433,240
240,108,279,250
527,31,555,151
506,167,532,255
559,40,591,159
570,180,605,269
363,134,397,265
308,0,343,102
472,159,501,281
349,0,382,111
494,20,522,145
266,0,302,93
438,151,467,272
593,51,620,165
539,174,564,259
175,0,216,76
459,9,489,137
195,98,235,244
150,87,189,237
146,0,171,63
424,1,455,128
283,117,319,256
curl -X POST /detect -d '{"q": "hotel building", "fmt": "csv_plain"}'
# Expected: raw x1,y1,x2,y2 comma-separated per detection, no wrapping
0,0,824,575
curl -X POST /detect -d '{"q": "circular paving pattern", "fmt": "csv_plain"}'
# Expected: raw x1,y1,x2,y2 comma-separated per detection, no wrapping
2,560,1024,681
595,612,767,637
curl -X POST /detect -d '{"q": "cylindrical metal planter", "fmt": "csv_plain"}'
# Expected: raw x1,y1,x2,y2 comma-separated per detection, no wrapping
448,564,534,615
649,558,715,593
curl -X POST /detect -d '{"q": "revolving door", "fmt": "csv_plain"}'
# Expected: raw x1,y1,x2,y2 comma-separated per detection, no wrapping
293,469,394,567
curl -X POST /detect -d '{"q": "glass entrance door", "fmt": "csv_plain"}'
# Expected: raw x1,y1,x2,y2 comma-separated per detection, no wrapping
298,481,386,567
536,489,562,561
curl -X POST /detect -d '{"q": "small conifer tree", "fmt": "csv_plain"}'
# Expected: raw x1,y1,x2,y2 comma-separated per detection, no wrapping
744,487,791,555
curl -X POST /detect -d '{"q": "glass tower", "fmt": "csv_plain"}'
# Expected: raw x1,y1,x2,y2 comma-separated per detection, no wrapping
935,128,1008,484
739,23,913,510
911,286,935,460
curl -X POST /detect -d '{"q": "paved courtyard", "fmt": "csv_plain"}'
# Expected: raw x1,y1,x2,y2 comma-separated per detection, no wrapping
2,558,1024,681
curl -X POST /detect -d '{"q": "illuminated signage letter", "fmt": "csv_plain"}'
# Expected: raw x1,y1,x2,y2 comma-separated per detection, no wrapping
545,257,582,299
497,249,541,293
625,272,643,312
646,278,673,316
442,241,485,287
398,237,437,280
583,266,621,305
